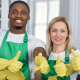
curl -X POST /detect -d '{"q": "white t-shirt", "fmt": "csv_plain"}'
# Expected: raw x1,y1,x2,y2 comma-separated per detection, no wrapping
49,49,80,80
0,30,45,80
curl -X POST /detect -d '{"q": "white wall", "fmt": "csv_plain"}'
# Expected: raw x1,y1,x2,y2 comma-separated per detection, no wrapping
69,0,80,50
54,0,80,50
60,0,69,20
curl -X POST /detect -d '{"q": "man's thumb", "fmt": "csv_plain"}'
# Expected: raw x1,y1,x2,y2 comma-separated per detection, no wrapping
14,51,21,61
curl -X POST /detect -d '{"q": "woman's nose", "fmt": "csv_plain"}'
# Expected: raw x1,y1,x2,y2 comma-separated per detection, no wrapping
56,32,60,36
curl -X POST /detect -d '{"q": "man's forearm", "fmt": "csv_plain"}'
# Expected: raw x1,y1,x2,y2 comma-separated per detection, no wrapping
33,47,47,58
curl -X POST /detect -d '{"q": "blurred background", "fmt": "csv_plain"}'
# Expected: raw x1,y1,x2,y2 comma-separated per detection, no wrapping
0,0,80,50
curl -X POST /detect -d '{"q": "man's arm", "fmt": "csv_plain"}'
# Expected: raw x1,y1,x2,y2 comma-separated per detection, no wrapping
33,47,47,80
35,71,42,80
33,47,47,58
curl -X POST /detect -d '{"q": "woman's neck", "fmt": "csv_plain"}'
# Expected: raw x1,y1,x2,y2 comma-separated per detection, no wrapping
52,44,66,54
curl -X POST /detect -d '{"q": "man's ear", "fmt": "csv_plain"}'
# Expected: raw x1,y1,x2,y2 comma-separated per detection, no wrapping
28,16,30,20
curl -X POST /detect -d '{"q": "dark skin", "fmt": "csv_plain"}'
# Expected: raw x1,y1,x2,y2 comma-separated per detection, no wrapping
8,3,30,34
8,3,47,80
33,47,46,80
33,47,47,58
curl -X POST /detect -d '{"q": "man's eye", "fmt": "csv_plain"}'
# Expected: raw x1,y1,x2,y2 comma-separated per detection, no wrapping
13,11,17,14
22,12,26,14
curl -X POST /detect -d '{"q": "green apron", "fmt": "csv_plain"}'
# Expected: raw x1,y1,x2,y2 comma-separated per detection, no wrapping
41,47,70,80
0,30,30,80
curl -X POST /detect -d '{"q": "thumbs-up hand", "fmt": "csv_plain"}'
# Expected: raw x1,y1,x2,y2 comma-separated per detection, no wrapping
34,53,50,74
54,55,67,77
71,49,80,71
8,51,23,72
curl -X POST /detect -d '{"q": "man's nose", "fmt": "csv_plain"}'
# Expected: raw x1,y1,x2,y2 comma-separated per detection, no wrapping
17,13,21,17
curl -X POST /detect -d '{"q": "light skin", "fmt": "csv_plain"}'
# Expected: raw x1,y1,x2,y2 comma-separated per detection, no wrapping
50,21,68,53
35,21,69,80
50,21,76,74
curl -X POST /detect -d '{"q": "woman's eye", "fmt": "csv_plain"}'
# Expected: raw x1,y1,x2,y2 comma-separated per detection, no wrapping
61,31,65,32
53,30,56,32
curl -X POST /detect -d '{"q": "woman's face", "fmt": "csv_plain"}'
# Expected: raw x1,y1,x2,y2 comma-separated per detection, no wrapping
50,21,68,46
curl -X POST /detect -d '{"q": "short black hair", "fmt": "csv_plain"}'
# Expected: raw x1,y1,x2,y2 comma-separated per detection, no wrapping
9,1,30,15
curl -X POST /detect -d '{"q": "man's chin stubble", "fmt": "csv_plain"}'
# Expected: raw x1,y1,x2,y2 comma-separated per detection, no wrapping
14,26,23,30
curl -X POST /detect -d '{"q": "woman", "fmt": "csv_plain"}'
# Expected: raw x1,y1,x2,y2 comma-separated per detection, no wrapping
34,16,80,80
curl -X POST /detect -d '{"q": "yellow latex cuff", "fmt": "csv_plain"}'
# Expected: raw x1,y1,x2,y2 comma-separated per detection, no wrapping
0,70,9,80
0,58,9,70
6,70,25,80
65,64,73,76
71,49,80,71
48,75,57,80
34,53,50,74
0,70,25,80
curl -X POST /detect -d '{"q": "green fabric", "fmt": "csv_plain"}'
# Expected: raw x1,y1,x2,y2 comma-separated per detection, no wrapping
41,47,70,80
0,30,30,80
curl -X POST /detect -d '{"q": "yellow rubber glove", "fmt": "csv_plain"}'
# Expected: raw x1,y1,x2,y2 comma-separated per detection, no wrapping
65,64,73,76
0,70,10,80
54,55,67,77
48,75,57,80
7,51,23,72
0,51,23,72
6,70,25,80
71,49,80,71
0,58,10,70
34,53,50,74
54,55,73,77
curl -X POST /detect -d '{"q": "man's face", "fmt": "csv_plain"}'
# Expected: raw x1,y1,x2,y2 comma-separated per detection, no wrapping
8,3,30,29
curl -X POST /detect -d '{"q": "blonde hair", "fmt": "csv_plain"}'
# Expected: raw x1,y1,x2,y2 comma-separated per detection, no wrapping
46,16,76,55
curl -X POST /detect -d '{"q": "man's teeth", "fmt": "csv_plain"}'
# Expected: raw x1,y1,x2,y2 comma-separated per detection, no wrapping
16,20,22,23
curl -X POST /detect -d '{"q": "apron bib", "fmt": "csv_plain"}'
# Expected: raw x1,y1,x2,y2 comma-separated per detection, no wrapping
0,30,30,80
41,47,70,80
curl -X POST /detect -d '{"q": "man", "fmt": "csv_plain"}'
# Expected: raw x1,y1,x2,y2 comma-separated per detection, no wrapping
0,1,46,80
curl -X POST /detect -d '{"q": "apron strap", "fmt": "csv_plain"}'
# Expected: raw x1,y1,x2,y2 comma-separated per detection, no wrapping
47,47,69,64
3,30,28,43
3,30,9,42
64,47,69,64
24,31,28,43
